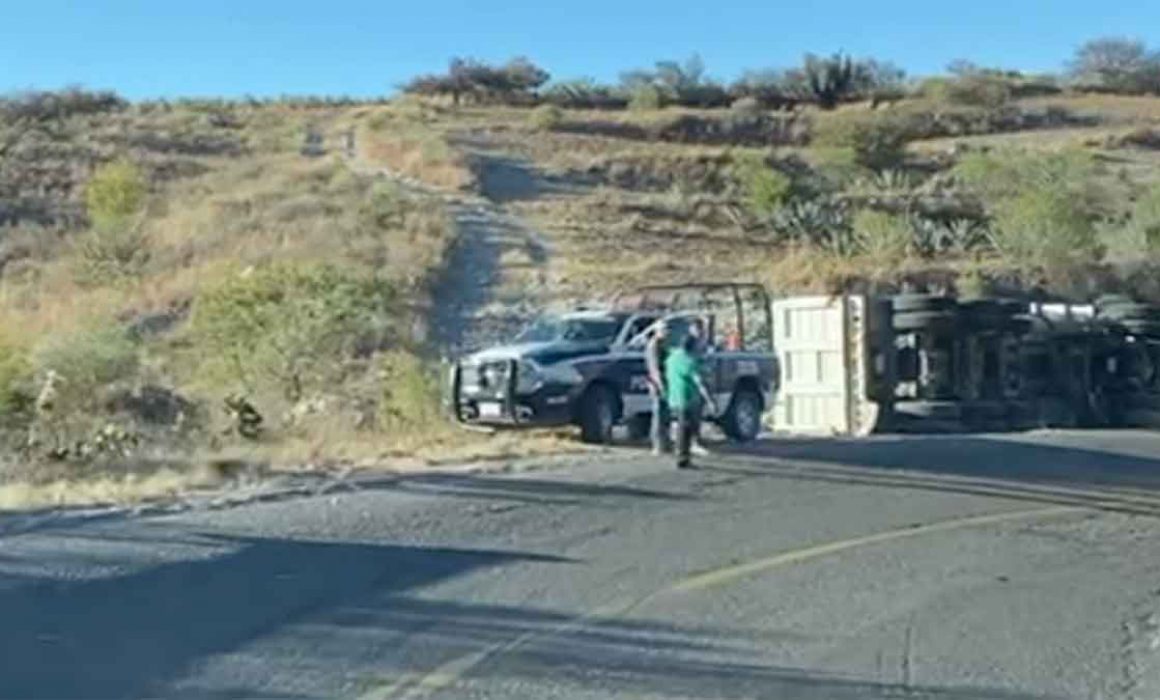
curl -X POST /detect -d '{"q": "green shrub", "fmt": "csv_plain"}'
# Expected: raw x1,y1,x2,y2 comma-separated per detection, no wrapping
378,350,443,430
921,75,1011,108
852,210,911,261
733,154,792,217
1100,183,1160,258
814,114,909,171
990,186,1101,267
188,263,397,401
954,149,1109,215
85,159,146,232
1130,184,1160,244
0,340,33,428
956,266,993,299
529,104,564,131
33,326,139,411
74,227,150,285
810,146,866,186
629,84,663,111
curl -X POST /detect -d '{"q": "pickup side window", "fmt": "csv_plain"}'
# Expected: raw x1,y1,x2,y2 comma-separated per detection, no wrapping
627,314,711,350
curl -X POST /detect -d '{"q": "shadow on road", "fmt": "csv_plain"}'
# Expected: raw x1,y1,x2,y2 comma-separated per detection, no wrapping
716,433,1160,517
347,471,692,506
1,523,1048,700
290,596,1055,700
0,534,568,699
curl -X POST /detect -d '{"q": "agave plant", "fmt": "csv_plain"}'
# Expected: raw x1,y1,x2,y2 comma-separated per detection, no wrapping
850,169,916,198
770,198,855,255
909,216,989,256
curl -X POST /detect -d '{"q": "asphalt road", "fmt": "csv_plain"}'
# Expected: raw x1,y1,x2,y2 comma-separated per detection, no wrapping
5,430,1160,699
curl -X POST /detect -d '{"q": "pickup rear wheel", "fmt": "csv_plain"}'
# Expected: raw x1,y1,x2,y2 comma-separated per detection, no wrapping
723,387,763,442
579,385,617,444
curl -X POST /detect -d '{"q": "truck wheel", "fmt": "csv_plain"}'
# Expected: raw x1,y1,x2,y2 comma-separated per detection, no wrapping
892,294,956,313
892,311,961,333
1122,320,1160,338
1101,302,1160,321
579,385,617,444
723,387,763,442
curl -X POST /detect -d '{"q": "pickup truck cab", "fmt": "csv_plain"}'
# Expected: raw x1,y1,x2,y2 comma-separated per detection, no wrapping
449,283,778,444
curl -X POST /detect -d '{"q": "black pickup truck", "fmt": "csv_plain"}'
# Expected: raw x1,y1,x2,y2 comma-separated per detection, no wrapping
448,283,779,443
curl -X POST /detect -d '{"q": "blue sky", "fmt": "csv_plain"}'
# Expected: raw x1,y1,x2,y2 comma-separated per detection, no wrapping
1,1,1156,99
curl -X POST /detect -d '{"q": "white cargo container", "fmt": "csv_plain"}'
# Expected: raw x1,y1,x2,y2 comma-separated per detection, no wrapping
770,295,882,437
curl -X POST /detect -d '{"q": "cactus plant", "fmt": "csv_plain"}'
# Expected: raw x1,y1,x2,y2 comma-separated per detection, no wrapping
804,53,858,110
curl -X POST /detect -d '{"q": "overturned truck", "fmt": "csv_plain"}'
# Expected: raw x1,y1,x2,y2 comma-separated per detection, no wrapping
774,293,1160,436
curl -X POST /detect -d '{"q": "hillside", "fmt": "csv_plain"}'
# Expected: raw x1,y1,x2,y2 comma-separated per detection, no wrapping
0,94,571,506
366,92,1160,302
4,78,1160,505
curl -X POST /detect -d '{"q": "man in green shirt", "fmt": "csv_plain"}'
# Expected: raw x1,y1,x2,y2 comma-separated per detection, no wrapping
665,333,718,469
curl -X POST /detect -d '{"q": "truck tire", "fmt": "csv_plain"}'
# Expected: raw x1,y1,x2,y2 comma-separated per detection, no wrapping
959,299,1003,316
723,387,763,442
579,385,618,444
1095,293,1133,310
893,311,961,333
1122,320,1160,338
892,294,956,313
1102,303,1160,322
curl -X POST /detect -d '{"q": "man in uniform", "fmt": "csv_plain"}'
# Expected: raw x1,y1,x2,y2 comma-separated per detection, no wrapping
645,320,671,454
687,317,713,457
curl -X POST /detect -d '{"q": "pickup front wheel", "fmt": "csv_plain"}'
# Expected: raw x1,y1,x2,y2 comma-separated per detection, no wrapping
579,385,617,444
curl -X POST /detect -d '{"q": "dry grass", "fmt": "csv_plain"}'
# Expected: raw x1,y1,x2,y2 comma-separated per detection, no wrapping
268,423,584,467
1022,94,1160,123
0,468,218,511
357,105,475,190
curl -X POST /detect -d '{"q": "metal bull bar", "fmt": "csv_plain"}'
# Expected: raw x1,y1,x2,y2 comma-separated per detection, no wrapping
447,358,524,425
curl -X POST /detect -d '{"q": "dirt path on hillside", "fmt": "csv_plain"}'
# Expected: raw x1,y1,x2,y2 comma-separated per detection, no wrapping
347,139,556,358
429,190,552,355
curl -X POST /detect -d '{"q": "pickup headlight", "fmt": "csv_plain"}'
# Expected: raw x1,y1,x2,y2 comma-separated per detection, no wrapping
516,360,545,394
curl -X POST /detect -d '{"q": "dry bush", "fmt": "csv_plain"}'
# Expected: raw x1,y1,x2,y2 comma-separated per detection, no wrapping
920,75,1012,108
364,133,473,189
349,181,454,290
529,104,564,131
812,113,910,171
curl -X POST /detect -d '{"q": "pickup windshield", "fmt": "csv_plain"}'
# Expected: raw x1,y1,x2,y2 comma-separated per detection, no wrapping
516,315,622,343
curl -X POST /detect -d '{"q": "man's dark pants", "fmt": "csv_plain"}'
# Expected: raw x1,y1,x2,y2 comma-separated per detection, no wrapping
675,403,702,468
650,386,671,452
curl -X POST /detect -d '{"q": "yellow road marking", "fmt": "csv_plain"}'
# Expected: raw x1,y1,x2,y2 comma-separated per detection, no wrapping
669,505,1081,593
359,503,1085,699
